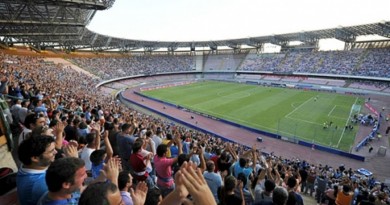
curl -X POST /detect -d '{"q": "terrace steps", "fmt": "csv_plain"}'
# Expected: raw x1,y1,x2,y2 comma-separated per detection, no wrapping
44,57,98,78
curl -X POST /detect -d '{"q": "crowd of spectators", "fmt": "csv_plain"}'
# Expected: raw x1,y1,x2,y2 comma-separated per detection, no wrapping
239,48,390,78
70,55,196,80
1,51,389,205
239,53,285,72
71,48,390,80
358,49,390,78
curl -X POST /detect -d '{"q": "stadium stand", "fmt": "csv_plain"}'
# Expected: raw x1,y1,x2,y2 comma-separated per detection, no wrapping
203,54,247,71
1,49,389,205
1,1,389,204
70,55,196,80
238,48,390,79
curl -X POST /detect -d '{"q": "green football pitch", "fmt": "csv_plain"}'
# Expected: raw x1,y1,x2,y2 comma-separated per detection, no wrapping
141,81,364,152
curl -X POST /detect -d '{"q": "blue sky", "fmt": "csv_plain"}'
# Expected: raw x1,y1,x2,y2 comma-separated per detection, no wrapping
88,0,390,46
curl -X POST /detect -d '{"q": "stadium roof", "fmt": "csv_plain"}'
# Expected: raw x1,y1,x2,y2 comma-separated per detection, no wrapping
0,0,390,52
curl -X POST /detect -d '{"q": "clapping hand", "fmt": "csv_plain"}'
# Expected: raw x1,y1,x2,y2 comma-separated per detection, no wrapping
176,161,217,205
130,182,148,205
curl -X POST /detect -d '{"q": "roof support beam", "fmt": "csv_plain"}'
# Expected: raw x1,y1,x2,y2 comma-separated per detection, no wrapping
335,28,356,43
0,20,85,26
4,33,79,36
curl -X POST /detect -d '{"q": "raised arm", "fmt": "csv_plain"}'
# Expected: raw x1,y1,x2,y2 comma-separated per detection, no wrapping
251,145,257,170
53,121,65,150
103,130,113,161
91,123,101,150
198,146,206,172
175,130,183,155
227,144,238,161
171,136,183,164
239,145,253,160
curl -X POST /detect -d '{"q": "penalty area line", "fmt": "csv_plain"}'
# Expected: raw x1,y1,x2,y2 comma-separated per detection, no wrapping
336,97,358,148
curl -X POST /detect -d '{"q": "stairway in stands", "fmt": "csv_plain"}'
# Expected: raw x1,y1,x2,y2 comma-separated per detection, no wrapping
43,57,98,78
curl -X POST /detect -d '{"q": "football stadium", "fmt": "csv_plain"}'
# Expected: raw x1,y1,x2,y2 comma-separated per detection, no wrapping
0,0,389,204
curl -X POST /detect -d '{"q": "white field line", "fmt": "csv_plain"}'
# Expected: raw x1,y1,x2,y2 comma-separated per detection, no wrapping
327,105,351,120
328,105,336,116
285,97,313,118
336,97,359,148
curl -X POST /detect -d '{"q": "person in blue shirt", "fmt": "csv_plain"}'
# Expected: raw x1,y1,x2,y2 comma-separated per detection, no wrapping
37,157,87,205
16,135,57,205
170,142,179,158
233,145,257,182
33,99,49,117
203,161,222,203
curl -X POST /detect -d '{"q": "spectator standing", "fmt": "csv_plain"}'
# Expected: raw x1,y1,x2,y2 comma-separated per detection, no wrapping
286,176,304,205
218,175,244,205
210,148,222,173
117,123,136,171
335,185,354,205
325,185,339,205
203,160,223,203
315,174,328,204
304,169,316,196
152,128,163,152
161,133,174,158
80,126,101,171
154,132,182,197
233,145,257,184
129,138,154,188
255,179,275,204
270,186,289,205
235,172,254,205
299,166,308,193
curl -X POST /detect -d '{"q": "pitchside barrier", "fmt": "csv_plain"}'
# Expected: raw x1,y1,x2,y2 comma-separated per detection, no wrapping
355,112,382,152
355,131,376,152
129,91,365,161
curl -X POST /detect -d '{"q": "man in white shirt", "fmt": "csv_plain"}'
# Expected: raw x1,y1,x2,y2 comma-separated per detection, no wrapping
152,129,163,151
80,126,100,171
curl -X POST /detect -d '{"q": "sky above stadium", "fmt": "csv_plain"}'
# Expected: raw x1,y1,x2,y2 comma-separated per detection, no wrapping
88,0,390,43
